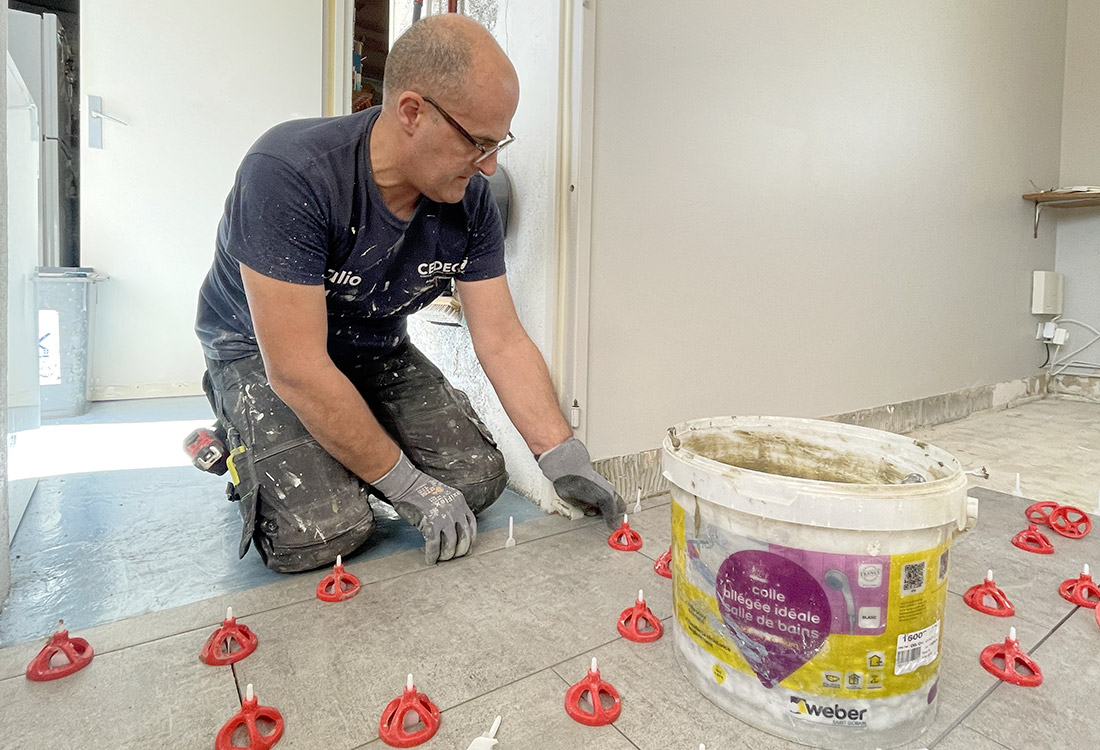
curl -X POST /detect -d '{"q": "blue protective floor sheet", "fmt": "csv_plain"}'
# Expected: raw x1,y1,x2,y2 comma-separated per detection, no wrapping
0,398,543,646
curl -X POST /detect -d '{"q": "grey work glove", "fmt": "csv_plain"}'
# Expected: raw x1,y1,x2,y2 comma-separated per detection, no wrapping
537,437,626,530
372,452,477,565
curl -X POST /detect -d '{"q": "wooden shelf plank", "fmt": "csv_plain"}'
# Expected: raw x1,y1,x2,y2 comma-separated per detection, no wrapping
1022,192,1100,207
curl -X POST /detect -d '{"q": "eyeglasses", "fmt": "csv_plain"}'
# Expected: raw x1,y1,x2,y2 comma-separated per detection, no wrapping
421,95,515,165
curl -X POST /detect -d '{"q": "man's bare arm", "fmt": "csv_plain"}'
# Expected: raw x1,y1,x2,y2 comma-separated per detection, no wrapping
240,264,400,482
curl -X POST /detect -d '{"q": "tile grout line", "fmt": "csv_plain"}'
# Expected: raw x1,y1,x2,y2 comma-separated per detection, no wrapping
926,605,1079,748
546,662,643,750
926,681,1002,749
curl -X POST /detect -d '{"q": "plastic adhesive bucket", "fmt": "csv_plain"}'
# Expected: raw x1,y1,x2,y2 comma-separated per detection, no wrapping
662,416,975,750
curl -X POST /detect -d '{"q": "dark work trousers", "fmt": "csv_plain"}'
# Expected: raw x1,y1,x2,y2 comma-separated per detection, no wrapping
203,343,508,573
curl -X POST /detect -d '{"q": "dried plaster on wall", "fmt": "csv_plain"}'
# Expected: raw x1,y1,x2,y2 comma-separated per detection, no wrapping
392,1,498,35
409,0,558,506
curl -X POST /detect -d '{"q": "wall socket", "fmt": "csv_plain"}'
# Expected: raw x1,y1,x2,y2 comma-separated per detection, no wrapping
1036,321,1069,345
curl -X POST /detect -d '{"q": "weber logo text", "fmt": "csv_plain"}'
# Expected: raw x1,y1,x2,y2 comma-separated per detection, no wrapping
789,696,868,727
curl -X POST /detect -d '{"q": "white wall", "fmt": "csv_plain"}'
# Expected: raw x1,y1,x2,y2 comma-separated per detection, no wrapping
1,2,12,608
1054,0,1100,375
404,1,563,502
80,0,323,398
583,0,1067,458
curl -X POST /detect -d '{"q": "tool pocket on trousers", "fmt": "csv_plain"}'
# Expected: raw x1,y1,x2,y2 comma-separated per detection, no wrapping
225,425,260,559
250,439,374,554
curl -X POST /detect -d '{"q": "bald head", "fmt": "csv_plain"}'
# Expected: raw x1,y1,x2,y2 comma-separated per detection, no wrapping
383,15,516,111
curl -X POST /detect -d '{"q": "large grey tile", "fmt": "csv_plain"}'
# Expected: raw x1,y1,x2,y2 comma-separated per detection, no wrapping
0,506,599,681
554,637,799,749
230,524,668,749
547,591,1031,750
914,593,1017,746
948,488,1095,631
353,669,638,750
0,628,239,750
959,605,1097,750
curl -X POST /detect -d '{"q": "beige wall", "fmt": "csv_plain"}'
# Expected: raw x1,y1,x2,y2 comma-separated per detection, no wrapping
584,1,1067,458
1054,0,1100,376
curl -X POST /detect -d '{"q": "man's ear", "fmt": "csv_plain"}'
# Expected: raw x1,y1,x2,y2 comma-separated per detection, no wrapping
394,91,425,135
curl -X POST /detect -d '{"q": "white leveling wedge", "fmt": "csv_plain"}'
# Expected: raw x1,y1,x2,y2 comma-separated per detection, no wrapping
465,715,501,750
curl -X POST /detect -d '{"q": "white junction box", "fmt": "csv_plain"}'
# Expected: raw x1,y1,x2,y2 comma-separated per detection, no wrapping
1032,271,1064,315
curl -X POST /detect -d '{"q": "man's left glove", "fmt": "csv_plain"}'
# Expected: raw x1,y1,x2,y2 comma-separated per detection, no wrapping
537,437,626,530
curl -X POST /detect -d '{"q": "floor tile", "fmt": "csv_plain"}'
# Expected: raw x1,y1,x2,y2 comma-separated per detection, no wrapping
0,479,547,649
0,628,239,750
554,636,805,750
352,668,639,750
947,488,1093,631
0,507,601,681
228,525,666,749
958,605,1097,749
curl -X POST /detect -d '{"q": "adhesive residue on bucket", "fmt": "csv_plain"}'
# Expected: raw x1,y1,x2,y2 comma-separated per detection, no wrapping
662,416,974,750
678,428,952,485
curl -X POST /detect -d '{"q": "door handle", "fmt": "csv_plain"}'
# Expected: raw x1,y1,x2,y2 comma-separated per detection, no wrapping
88,95,128,148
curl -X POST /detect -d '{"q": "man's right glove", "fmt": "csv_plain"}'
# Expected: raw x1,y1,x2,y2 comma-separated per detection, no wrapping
372,452,477,565
537,437,626,530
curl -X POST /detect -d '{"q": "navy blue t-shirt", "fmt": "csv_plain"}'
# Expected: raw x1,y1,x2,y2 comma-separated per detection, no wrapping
195,107,505,368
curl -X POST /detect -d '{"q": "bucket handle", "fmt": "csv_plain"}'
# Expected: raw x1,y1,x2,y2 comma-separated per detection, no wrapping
958,494,980,533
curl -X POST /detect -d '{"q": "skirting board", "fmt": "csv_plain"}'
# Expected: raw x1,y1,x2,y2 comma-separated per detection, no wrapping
91,382,205,400
592,375,1049,501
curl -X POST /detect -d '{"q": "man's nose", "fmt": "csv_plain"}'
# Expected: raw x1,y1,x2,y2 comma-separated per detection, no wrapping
477,153,499,176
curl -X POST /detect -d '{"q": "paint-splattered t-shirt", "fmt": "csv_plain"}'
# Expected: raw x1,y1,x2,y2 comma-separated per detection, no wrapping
195,106,505,367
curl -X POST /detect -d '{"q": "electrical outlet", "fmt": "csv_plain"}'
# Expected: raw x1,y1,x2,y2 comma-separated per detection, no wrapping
1042,321,1058,340
1036,322,1047,340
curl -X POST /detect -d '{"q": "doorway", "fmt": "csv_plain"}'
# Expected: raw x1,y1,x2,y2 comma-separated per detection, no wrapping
353,1,388,112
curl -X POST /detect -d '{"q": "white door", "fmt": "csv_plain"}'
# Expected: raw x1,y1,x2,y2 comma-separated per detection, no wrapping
80,0,324,399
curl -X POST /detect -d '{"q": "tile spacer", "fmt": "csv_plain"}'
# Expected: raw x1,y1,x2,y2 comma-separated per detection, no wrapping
26,620,94,681
1049,505,1092,539
608,514,643,551
215,683,284,750
201,607,258,666
1011,524,1054,554
316,555,361,602
465,716,501,750
653,546,672,579
1059,564,1100,608
963,570,1014,617
564,657,622,726
378,674,441,747
1025,501,1058,526
980,627,1042,687
618,589,663,642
